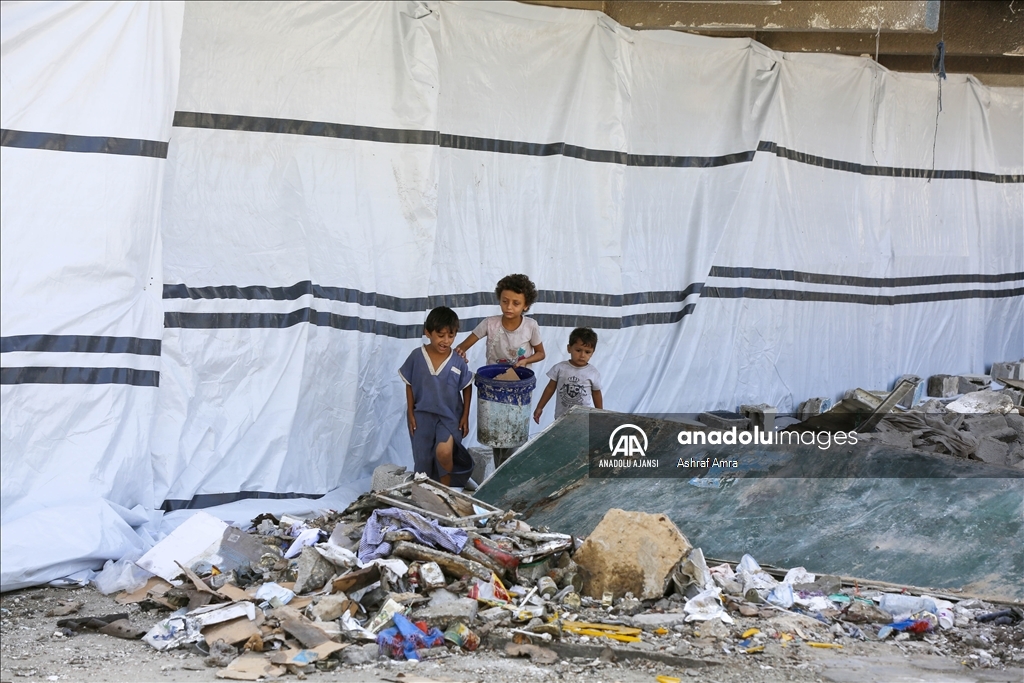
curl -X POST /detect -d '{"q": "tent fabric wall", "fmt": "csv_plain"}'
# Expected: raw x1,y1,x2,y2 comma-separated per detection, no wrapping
0,1,184,590
1,0,1021,589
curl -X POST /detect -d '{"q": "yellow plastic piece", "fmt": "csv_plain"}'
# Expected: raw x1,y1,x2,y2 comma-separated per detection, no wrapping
807,642,843,649
744,645,765,654
656,677,682,683
562,621,642,643
654,627,669,636
741,628,760,638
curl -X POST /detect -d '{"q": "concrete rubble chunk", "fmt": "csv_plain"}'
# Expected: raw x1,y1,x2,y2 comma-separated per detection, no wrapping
293,546,335,595
990,360,1024,383
1005,413,1024,439
947,391,1014,415
797,397,831,420
927,375,960,398
310,593,352,622
697,411,749,430
1001,388,1024,406
957,374,991,394
574,509,692,600
973,437,1012,466
410,597,478,629
739,404,775,431
371,464,413,492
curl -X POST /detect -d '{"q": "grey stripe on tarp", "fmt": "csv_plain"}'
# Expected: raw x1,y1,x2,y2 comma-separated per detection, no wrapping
171,111,1022,182
0,335,162,356
163,281,704,309
163,305,699,334
702,286,1024,305
1,128,168,159
0,366,160,386
160,490,325,512
172,111,754,169
709,266,1024,288
756,141,1022,184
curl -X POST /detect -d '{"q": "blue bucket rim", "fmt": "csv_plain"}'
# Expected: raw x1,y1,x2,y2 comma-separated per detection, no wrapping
475,364,536,386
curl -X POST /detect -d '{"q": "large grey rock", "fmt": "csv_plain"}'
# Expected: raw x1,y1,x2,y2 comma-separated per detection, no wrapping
410,597,478,629
293,546,335,594
574,509,692,600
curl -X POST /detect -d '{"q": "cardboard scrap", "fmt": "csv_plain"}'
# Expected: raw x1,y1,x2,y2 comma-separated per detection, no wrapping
204,617,261,646
116,577,172,605
216,583,252,603
215,653,286,681
495,367,520,381
331,564,380,594
176,561,219,596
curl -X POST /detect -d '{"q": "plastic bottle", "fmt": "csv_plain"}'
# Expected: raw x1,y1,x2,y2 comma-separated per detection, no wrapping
878,594,937,620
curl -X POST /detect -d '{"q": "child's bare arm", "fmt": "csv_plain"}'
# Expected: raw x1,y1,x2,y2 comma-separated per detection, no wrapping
455,333,480,361
459,385,472,437
592,389,603,410
405,385,417,434
516,342,546,367
533,379,557,423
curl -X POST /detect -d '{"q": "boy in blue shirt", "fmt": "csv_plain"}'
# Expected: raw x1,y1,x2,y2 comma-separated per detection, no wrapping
399,307,474,487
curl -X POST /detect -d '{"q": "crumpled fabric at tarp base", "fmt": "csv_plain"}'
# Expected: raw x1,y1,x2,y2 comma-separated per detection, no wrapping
0,481,366,593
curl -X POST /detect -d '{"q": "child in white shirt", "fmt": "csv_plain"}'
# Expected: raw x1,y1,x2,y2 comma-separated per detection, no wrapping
533,327,603,422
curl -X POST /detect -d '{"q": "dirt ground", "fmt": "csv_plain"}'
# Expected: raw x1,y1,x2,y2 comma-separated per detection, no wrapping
2,585,1022,683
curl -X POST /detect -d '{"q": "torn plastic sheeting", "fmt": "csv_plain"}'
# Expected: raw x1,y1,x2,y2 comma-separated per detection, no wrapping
0,499,152,592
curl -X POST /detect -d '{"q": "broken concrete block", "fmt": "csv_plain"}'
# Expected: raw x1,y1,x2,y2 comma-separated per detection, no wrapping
957,374,991,394
797,397,832,421
973,437,1011,466
410,598,479,630
991,360,1024,383
841,388,883,413
371,464,412,492
895,375,924,408
310,594,353,622
1004,413,1024,440
1001,388,1023,407
947,391,1014,415
697,411,749,431
468,447,493,485
293,547,335,595
739,404,775,432
574,509,692,601
927,375,960,398
962,414,1008,437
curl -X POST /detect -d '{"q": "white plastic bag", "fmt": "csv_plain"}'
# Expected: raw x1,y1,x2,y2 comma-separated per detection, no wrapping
92,553,153,595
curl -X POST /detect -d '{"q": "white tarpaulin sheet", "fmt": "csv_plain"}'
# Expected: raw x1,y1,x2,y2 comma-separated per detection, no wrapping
2,0,1022,590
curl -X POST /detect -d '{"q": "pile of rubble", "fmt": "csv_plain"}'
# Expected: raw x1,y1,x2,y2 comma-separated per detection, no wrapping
52,472,1021,679
783,359,1024,469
